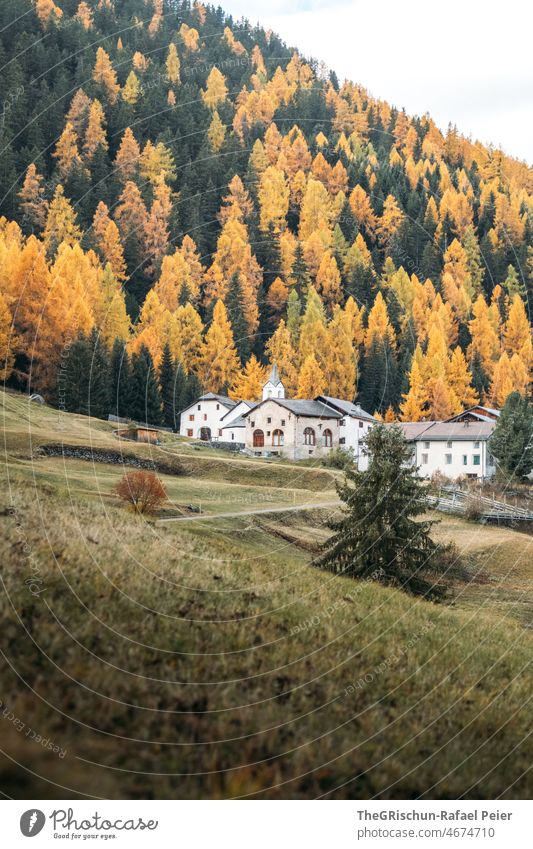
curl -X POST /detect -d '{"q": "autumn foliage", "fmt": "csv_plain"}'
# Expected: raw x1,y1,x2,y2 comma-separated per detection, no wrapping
115,471,167,514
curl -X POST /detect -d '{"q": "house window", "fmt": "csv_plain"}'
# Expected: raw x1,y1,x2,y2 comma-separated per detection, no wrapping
281,419,285,426
250,421,255,428
303,427,316,446
463,455,468,465
446,440,453,449
218,429,222,437
445,454,452,465
474,441,480,449
189,414,195,421
323,428,333,447
473,454,481,466
339,419,346,427
267,431,271,437
216,404,220,410
423,441,430,449
187,429,193,437
231,433,234,440
197,404,201,411
421,453,428,464
272,429,284,446
204,414,208,421
359,421,363,429
267,417,272,424
253,429,264,447
339,437,346,445
309,449,313,455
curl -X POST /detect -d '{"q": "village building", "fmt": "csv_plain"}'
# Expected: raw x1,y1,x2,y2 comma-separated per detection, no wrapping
219,400,258,445
243,397,342,460
315,396,376,470
179,392,237,440
392,421,497,480
445,406,501,424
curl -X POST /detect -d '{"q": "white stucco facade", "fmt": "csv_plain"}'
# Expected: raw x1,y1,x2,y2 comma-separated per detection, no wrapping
179,394,236,440
393,422,497,480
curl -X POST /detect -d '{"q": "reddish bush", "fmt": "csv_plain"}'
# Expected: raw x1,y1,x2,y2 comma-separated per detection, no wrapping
115,470,167,514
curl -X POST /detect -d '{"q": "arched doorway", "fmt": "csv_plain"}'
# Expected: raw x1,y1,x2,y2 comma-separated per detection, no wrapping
253,429,265,447
272,429,284,446
200,427,211,441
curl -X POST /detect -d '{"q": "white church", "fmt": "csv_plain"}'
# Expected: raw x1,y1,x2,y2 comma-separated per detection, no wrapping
178,365,375,466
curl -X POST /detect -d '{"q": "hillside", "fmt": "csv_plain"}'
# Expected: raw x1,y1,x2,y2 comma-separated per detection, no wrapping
0,390,532,799
0,0,531,425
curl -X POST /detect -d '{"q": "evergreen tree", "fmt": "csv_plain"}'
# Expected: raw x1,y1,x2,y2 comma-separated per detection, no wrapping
86,327,111,419
316,424,450,600
130,344,163,425
290,242,310,297
224,271,251,363
159,342,181,430
109,337,132,420
61,333,90,414
489,392,533,480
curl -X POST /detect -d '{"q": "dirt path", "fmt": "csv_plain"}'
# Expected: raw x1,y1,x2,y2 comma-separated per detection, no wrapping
158,500,340,523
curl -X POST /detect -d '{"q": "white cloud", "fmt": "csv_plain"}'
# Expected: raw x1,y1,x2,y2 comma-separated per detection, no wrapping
223,0,533,163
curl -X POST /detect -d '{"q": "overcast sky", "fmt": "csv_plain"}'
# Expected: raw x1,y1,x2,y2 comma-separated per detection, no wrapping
223,0,532,164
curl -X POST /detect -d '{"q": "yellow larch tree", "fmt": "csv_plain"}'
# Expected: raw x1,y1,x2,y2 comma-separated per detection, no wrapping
349,184,377,237
266,277,289,322
91,202,127,281
503,294,532,365
376,194,404,246
201,300,240,392
114,128,140,183
166,43,181,83
364,292,396,351
43,185,82,257
130,289,170,370
265,319,299,397
96,264,131,348
202,67,228,109
298,177,333,240
259,165,289,232
315,252,342,308
296,353,326,398
168,303,204,373
93,47,120,104
468,295,501,378
400,356,428,421
0,292,16,380
18,164,49,230
83,99,108,160
122,71,141,106
447,346,479,413
53,122,83,180
325,306,357,399
65,88,91,136
207,111,226,152
139,140,176,185
229,355,267,401
427,377,454,421
143,179,172,277
75,2,93,29
35,0,63,29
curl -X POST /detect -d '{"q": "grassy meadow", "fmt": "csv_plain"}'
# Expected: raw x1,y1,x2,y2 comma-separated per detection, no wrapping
0,389,531,799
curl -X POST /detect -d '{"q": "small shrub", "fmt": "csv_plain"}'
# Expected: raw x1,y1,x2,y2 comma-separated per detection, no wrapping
322,447,354,470
115,470,167,515
464,494,484,522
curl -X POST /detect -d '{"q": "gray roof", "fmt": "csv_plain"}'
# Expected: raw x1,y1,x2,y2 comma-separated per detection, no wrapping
445,406,501,423
244,398,341,419
393,421,496,442
219,400,258,422
265,363,282,387
316,396,376,422
221,414,247,429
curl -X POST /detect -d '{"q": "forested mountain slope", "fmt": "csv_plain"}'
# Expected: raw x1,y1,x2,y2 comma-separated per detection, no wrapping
0,0,531,421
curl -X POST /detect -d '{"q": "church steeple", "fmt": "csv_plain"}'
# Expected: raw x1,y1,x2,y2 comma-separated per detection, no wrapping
262,363,285,400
